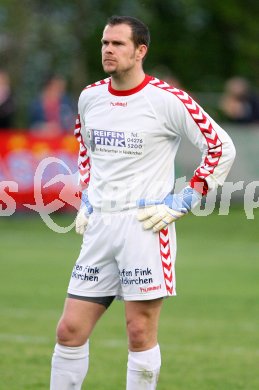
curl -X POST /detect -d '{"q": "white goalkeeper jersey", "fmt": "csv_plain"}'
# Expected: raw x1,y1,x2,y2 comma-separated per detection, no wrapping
75,75,235,211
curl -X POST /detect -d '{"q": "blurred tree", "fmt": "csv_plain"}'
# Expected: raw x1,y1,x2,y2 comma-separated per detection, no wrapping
144,0,259,91
0,0,259,127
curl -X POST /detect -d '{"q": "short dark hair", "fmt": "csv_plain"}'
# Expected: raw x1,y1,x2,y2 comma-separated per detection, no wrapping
106,15,150,49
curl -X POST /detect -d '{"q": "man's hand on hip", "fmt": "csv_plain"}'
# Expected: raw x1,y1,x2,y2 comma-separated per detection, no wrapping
137,186,202,232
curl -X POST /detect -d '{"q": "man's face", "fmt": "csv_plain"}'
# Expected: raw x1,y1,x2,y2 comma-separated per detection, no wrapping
101,24,140,76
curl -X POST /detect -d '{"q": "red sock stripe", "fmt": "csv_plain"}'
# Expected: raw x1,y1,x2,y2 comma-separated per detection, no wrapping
159,228,173,295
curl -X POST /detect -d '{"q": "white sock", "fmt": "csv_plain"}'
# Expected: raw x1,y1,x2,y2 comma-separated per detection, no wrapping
50,341,89,390
126,344,161,390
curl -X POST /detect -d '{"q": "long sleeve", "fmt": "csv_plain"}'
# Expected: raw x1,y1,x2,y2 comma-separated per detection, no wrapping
169,88,236,195
74,114,91,191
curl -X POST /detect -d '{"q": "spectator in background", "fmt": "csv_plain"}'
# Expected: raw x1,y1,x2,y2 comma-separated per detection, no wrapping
29,74,75,137
151,64,182,89
219,76,259,124
0,70,15,129
151,65,199,103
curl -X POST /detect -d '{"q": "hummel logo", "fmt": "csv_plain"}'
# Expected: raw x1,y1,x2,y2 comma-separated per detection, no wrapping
110,102,127,107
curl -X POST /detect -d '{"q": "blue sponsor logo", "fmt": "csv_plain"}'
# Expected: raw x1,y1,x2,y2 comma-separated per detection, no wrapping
91,130,126,149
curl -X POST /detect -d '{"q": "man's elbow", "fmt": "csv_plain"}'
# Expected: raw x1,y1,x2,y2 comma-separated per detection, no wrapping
229,140,236,163
224,138,236,165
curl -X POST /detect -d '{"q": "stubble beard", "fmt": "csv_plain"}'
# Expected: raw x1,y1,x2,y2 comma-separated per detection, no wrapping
102,52,136,79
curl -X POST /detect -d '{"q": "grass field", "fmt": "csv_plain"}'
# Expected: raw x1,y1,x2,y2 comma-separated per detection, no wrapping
0,206,258,389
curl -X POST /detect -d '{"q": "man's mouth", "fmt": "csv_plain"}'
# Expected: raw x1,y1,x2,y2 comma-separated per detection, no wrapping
103,58,116,63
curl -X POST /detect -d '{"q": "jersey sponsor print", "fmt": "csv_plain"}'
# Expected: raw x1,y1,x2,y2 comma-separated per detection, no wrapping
88,128,145,157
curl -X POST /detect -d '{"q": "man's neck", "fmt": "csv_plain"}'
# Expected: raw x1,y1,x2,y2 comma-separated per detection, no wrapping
110,69,146,91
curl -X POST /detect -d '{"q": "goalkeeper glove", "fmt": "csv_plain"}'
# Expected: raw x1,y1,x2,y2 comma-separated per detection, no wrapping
75,190,93,235
137,186,202,232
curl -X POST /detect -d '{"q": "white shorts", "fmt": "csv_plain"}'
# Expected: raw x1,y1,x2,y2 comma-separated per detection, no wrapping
67,209,177,301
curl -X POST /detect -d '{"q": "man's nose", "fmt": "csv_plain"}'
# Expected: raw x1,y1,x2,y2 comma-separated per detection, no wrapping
104,43,113,52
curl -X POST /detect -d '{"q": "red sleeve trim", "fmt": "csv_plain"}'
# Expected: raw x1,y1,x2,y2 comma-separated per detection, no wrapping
149,78,223,190
74,114,90,189
189,177,208,196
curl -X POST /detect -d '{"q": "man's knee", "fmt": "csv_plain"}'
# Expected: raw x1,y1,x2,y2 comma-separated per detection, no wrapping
127,318,152,350
56,317,87,346
126,299,162,350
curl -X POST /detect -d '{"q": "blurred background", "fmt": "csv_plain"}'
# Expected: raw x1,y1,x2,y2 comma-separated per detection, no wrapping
1,0,259,126
0,0,259,209
0,1,259,389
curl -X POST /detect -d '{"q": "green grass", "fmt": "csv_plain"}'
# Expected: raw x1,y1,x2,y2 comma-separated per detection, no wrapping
0,206,258,389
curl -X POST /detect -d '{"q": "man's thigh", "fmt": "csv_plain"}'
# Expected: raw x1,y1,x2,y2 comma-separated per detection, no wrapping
57,298,107,346
67,212,121,298
116,212,177,300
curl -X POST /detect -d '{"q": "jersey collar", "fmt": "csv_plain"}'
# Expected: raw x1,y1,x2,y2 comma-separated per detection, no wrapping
108,75,152,96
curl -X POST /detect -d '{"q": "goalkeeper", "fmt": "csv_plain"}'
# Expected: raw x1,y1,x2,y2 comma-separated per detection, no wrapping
50,15,236,390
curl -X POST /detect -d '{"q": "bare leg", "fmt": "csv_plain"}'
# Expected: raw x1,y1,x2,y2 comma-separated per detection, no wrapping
50,298,107,390
56,298,106,345
125,298,163,389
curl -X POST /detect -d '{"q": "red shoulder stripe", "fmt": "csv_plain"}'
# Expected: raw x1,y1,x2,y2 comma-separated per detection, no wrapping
149,78,223,195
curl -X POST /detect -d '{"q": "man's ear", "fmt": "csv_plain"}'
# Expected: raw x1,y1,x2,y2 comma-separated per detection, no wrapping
136,44,148,61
